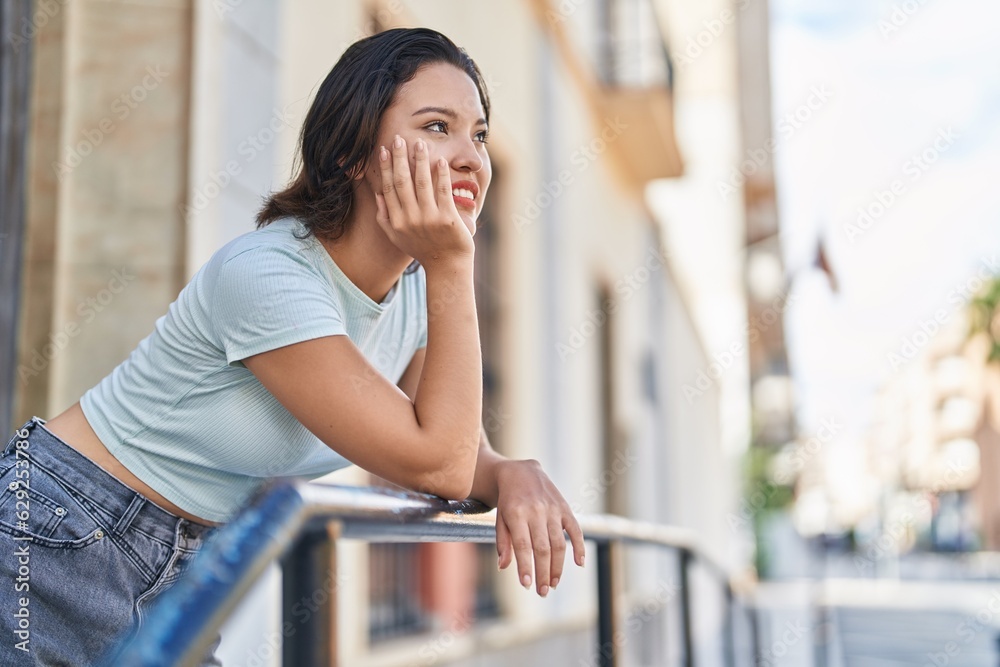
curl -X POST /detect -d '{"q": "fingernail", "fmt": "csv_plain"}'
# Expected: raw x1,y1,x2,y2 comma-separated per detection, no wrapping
415,138,424,152
539,585,549,597
497,556,502,571
394,135,403,148
379,146,388,162
551,577,559,589
521,574,531,589
578,555,585,567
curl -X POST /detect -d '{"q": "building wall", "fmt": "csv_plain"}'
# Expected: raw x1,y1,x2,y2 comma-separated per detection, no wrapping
650,0,750,561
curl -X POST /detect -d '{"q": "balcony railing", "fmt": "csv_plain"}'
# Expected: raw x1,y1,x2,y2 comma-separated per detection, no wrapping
596,0,674,90
528,0,684,184
99,480,759,667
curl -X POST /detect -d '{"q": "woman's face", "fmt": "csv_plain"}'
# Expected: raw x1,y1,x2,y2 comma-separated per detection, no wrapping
363,62,492,236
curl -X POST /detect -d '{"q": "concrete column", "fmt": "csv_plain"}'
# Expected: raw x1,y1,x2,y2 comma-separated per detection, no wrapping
13,0,67,425
16,0,193,418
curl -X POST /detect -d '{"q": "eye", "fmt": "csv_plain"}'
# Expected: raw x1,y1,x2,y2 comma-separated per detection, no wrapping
423,120,489,145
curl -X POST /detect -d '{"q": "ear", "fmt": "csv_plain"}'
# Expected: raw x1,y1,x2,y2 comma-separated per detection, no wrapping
336,157,367,181
348,159,369,181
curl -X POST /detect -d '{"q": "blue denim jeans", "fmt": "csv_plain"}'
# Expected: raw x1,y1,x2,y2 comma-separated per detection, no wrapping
0,417,222,665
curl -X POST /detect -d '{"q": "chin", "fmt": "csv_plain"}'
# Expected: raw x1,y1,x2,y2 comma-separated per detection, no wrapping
462,212,478,236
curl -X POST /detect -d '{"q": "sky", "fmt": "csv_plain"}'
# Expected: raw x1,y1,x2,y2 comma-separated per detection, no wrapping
770,0,1000,440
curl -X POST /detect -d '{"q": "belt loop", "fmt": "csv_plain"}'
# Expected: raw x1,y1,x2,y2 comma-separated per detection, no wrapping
179,518,197,541
114,495,145,535
4,420,35,457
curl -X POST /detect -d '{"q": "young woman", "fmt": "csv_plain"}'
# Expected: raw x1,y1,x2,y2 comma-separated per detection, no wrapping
1,27,584,665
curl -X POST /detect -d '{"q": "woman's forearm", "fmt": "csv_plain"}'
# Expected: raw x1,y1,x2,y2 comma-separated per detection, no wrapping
413,257,483,498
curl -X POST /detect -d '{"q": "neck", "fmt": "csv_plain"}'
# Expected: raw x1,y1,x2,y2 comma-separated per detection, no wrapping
320,189,413,304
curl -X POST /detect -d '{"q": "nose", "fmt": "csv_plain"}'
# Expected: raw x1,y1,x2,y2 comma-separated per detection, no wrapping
447,135,484,174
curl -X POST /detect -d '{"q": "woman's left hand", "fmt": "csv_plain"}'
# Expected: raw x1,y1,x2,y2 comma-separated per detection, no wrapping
494,460,586,596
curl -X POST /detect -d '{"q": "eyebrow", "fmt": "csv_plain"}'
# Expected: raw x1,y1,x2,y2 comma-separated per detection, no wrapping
412,106,488,127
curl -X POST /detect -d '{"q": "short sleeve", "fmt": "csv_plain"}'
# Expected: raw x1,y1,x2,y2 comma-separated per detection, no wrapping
211,244,347,366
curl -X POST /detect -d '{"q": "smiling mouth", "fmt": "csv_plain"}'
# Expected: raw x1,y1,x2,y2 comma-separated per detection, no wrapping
452,193,476,210
451,181,479,211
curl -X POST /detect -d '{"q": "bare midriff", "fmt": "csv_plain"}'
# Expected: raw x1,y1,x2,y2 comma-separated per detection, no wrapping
43,402,220,527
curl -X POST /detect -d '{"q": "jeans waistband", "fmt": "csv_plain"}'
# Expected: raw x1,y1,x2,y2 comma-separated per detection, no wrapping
4,417,216,547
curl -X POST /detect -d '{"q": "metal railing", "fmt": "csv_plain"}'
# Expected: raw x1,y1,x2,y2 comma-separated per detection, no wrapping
101,480,758,667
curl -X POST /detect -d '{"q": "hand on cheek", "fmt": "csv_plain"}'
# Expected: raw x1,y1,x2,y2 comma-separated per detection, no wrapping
411,140,439,180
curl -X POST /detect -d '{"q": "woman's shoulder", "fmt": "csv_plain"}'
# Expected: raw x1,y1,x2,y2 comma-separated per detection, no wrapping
195,217,327,298
216,217,316,266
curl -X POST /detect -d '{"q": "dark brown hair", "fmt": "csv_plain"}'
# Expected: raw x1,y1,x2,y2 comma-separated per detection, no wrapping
256,27,491,242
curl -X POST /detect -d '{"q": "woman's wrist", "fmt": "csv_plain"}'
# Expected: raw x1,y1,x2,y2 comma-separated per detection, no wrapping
421,252,474,276
488,459,542,504
469,449,515,508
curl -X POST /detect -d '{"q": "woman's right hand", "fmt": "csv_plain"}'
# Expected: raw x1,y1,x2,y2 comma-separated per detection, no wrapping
373,135,475,267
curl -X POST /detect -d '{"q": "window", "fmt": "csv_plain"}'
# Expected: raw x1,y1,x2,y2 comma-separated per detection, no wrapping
596,0,673,89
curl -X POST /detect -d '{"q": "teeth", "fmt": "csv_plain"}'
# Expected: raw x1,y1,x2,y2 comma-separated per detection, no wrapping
452,188,475,200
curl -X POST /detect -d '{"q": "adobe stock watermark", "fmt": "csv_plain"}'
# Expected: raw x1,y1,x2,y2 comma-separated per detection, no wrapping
878,0,931,39
543,0,588,25
235,569,350,667
10,426,32,654
852,506,920,574
757,619,810,666
51,66,170,182
345,272,506,398
885,254,998,371
855,460,971,575
17,267,137,383
346,0,405,43
569,448,639,514
556,244,669,360
683,289,796,404
347,330,421,394
408,406,512,499
775,418,843,485
673,0,752,71
416,609,475,666
180,105,296,221
844,126,960,243
5,0,67,54
718,86,833,201
922,588,1000,667
211,0,250,18
512,116,629,233
578,579,681,667
728,417,843,531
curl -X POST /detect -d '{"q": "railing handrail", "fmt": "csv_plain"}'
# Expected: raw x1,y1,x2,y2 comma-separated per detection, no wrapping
101,479,753,667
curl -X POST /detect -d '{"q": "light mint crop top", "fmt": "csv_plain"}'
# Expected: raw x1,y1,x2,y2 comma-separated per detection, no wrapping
79,217,427,522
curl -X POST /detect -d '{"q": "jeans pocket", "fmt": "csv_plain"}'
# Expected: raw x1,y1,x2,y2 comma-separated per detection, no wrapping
0,461,106,549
